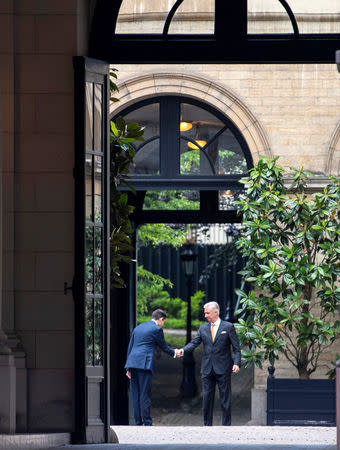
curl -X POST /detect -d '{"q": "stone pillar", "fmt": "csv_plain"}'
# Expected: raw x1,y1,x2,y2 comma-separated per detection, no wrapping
250,386,266,425
6,333,27,431
0,332,16,433
0,0,17,434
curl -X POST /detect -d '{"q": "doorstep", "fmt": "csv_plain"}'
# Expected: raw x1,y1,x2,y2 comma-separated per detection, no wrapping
0,432,71,449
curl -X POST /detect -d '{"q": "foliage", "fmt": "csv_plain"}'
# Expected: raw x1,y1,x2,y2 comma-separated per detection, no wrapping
137,265,174,317
109,68,119,103
164,334,186,349
137,190,199,249
199,238,239,285
179,147,247,175
235,157,340,379
137,262,205,328
179,290,206,322
138,223,188,248
219,149,248,175
326,354,340,379
143,190,200,211
180,149,201,174
110,72,145,288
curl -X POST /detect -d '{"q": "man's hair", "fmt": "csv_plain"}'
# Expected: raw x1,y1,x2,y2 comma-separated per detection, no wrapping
152,309,167,320
204,301,220,314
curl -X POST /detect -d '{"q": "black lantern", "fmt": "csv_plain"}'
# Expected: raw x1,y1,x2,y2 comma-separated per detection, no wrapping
180,244,198,397
180,246,196,277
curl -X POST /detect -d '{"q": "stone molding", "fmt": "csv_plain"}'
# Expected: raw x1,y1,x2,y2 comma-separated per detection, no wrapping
117,12,340,24
326,121,340,176
112,72,272,164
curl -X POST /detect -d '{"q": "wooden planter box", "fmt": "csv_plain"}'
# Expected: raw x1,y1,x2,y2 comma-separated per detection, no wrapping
267,375,336,426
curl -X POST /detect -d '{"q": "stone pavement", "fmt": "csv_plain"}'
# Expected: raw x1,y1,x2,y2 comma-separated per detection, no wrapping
21,331,340,449
50,426,336,449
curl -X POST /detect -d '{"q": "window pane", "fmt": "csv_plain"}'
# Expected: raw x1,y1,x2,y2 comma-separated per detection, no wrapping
94,227,103,294
219,189,245,211
180,140,214,175
214,129,248,175
86,82,93,150
180,103,224,145
180,129,248,176
85,227,94,293
131,138,160,175
180,103,225,175
248,1,340,34
116,0,214,34
116,0,174,34
85,298,94,366
86,154,93,221
94,298,103,366
94,156,102,222
123,103,160,174
124,103,160,149
168,0,214,34
94,84,102,151
143,190,200,210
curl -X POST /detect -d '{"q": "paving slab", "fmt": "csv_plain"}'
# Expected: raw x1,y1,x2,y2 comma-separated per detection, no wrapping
46,425,337,449
111,425,336,447
52,445,336,450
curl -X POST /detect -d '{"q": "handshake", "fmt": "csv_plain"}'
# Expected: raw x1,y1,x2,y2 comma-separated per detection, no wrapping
174,348,184,358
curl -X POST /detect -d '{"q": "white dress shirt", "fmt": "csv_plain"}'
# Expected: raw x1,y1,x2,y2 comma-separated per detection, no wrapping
211,317,221,335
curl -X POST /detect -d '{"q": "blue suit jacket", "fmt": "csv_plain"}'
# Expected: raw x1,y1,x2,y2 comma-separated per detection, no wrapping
125,320,175,372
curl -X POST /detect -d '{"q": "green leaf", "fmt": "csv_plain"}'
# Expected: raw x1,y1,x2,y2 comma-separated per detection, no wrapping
111,121,119,137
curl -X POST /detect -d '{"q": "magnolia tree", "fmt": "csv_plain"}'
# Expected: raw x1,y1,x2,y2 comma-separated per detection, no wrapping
235,157,340,379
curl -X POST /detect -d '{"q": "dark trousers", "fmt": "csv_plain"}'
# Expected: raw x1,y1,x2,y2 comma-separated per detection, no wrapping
130,368,153,426
202,369,231,426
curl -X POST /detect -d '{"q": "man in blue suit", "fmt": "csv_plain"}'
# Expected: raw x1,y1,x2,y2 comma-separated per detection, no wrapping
179,301,241,426
125,309,177,426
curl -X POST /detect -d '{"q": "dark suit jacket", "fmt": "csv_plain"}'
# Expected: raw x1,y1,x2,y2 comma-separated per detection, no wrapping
125,320,175,372
183,320,241,375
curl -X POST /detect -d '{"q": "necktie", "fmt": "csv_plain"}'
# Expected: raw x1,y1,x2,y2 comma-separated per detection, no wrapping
211,323,215,342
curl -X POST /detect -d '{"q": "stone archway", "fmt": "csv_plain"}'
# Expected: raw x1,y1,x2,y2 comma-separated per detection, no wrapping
111,72,272,165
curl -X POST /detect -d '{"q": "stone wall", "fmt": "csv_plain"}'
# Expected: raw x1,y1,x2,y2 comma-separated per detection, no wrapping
0,0,91,432
113,64,340,176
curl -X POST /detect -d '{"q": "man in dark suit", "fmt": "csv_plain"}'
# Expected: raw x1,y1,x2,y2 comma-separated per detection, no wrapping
180,301,241,426
125,309,178,426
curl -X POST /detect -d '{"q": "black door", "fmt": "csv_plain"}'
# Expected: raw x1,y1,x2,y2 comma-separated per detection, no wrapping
73,57,110,443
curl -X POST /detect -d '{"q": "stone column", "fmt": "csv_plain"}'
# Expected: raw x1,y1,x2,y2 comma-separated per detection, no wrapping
0,332,16,433
6,333,27,431
0,1,17,434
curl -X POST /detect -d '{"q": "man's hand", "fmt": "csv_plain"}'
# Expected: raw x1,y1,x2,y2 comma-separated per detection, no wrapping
126,370,131,379
175,348,184,358
232,365,240,374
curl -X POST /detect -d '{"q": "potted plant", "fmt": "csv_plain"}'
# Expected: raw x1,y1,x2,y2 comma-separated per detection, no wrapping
235,157,340,426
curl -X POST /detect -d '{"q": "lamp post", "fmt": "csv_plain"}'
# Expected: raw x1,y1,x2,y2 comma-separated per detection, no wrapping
180,244,198,397
225,225,239,322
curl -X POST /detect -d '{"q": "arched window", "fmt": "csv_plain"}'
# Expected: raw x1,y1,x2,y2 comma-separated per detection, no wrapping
89,0,340,63
117,96,252,194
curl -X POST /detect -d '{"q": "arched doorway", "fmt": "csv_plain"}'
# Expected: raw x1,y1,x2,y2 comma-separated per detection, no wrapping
110,94,254,424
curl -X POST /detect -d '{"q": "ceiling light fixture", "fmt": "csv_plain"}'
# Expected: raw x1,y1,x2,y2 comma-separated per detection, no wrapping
187,140,207,150
180,121,193,132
